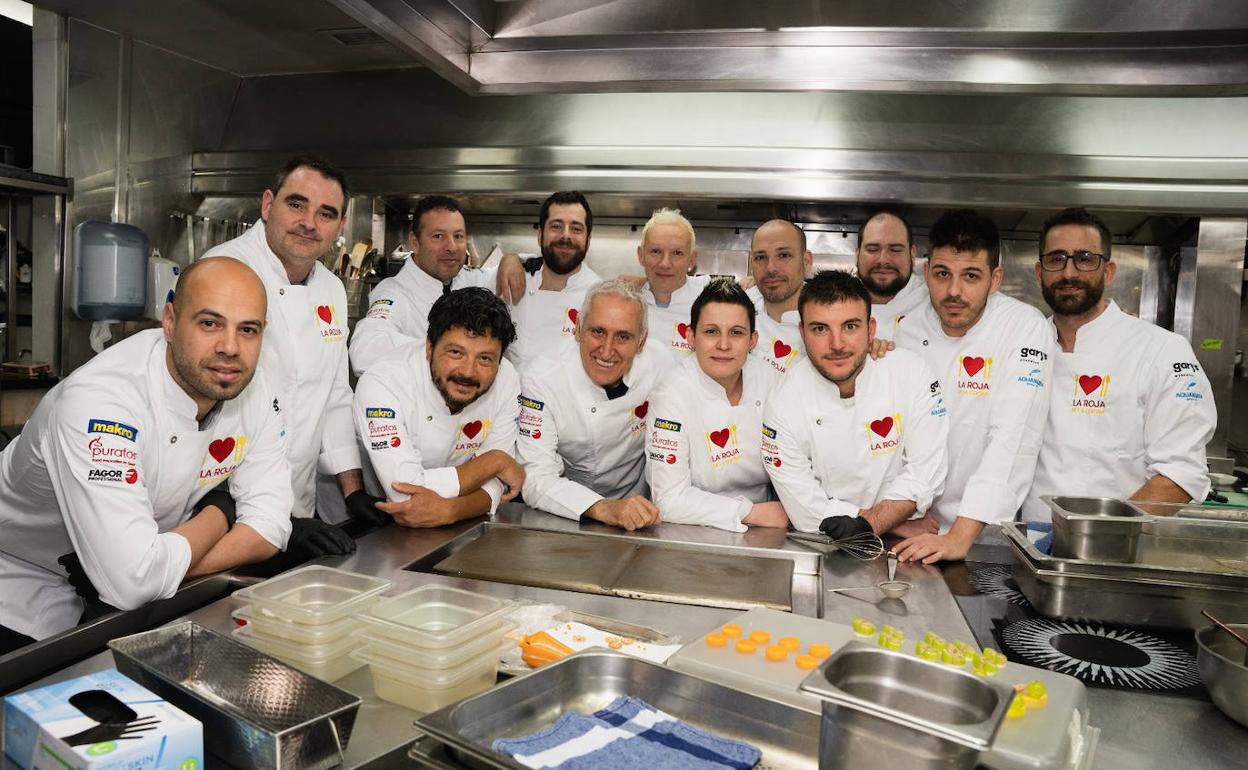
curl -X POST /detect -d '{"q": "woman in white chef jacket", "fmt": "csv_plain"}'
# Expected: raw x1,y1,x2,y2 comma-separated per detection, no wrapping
645,279,790,531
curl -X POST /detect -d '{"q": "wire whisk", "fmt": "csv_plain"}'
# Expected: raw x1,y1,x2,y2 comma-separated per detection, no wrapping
786,530,886,560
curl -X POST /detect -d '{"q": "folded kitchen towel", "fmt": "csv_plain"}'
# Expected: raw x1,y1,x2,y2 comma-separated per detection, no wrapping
492,695,761,770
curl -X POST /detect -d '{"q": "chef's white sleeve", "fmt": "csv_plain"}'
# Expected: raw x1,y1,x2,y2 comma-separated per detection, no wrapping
645,386,750,532
517,375,604,519
1141,336,1216,501
956,318,1054,524
354,369,460,502
763,392,860,533
44,395,190,611
474,360,521,514
348,283,420,376
319,304,364,476
880,367,949,512
226,380,294,550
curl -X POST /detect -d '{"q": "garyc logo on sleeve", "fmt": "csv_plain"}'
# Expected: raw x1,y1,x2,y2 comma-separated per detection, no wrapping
365,406,396,419
87,419,138,442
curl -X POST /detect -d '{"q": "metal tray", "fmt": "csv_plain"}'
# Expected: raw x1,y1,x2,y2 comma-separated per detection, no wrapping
109,621,361,770
1003,523,1248,628
417,648,820,770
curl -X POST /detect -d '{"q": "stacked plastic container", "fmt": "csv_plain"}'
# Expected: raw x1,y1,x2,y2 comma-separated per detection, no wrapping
230,566,392,682
351,585,515,712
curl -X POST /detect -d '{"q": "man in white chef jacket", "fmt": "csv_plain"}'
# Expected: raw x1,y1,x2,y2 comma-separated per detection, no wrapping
0,258,293,652
518,279,670,530
348,195,526,375
857,210,930,341
646,279,788,531
747,219,812,375
203,155,383,534
894,209,1055,562
636,208,710,355
1023,208,1216,521
355,288,524,527
763,270,949,535
506,191,603,371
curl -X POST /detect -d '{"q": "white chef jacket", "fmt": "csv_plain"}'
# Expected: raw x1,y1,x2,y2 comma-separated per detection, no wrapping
1022,301,1215,522
871,272,929,342
746,289,806,376
642,274,710,356
0,330,292,640
204,224,360,517
348,259,498,376
895,292,1055,530
763,352,948,533
506,265,602,372
518,339,669,519
354,342,520,514
645,355,782,532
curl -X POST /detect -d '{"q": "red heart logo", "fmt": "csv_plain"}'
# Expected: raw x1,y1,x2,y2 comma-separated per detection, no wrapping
962,356,985,377
710,428,731,448
567,308,578,325
1077,375,1103,395
773,340,792,358
462,421,482,439
677,322,689,339
208,437,235,463
869,417,894,438
634,401,649,419
316,305,333,324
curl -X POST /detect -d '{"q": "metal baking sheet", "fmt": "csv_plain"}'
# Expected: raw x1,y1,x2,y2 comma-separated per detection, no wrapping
417,648,818,770
434,527,793,610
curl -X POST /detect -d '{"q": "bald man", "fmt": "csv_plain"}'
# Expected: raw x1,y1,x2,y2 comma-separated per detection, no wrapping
0,257,295,652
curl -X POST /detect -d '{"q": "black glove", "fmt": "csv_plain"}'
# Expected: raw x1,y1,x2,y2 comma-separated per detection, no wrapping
61,690,159,746
193,486,237,528
818,515,875,541
344,490,391,528
57,552,100,605
286,517,357,560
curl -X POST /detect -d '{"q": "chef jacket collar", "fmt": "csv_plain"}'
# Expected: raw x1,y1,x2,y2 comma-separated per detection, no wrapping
641,275,700,308
688,353,763,405
1048,299,1124,353
244,221,315,287
397,257,452,298
527,262,600,293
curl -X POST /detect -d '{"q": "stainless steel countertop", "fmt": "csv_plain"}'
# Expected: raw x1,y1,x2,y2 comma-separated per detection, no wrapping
4,506,1245,769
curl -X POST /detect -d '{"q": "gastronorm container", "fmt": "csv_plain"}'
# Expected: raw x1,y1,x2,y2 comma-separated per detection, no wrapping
356,584,512,649
108,621,360,770
352,640,509,713
232,604,361,646
232,565,391,625
232,624,365,682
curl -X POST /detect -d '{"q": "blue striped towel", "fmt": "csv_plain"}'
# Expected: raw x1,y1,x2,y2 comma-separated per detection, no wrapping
492,695,761,770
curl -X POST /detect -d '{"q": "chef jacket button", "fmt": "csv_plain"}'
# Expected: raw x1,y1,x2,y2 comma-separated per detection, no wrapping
426,415,432,421
590,407,597,413
170,436,177,444
816,419,822,426
755,400,761,406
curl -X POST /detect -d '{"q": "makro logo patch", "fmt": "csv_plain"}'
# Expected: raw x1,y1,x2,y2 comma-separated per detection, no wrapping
654,418,682,432
519,396,545,411
87,419,138,442
761,424,777,440
365,407,395,419
370,299,394,307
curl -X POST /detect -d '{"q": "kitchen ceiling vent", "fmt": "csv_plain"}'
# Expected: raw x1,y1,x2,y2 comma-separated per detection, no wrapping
322,27,388,47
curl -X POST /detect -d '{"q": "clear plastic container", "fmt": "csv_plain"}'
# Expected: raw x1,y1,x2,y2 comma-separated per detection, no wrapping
354,643,506,712
354,621,515,671
232,605,363,646
232,566,392,625
357,585,513,649
231,625,365,682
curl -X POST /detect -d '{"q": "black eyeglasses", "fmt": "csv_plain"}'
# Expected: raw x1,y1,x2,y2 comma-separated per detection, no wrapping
1040,250,1106,272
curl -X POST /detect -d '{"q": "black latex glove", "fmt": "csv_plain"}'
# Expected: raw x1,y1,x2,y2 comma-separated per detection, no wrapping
344,489,391,528
818,515,875,541
194,486,237,528
286,517,357,560
57,552,100,604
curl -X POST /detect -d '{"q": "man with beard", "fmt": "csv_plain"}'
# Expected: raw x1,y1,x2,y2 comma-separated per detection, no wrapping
893,210,1054,563
203,156,381,536
748,219,813,375
0,258,293,652
857,210,930,341
353,288,524,527
1023,208,1215,522
506,191,603,370
763,270,948,534
348,195,526,375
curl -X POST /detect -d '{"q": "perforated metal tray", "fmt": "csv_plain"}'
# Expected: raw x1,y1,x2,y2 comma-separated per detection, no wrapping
109,621,360,770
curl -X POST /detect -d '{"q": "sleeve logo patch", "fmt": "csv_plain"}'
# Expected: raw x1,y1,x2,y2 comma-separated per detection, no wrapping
761,424,777,440
87,419,138,442
519,396,545,411
370,299,394,307
365,407,396,419
653,418,682,432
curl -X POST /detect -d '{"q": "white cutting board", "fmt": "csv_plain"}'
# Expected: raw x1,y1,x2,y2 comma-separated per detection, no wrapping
666,607,856,713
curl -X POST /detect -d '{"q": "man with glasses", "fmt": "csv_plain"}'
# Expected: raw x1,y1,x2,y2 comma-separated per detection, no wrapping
1022,208,1215,523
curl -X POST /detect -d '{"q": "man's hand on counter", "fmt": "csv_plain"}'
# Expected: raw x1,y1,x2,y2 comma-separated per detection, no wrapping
888,512,939,540
376,482,459,528
893,517,984,564
585,497,660,531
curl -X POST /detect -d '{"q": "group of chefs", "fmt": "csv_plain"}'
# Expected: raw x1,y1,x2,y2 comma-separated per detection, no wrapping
0,155,1217,654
